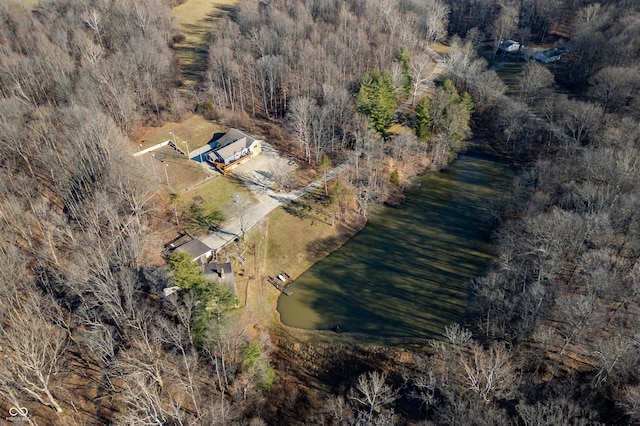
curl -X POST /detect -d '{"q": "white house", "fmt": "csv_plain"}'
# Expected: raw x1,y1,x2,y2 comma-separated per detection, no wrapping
498,39,521,53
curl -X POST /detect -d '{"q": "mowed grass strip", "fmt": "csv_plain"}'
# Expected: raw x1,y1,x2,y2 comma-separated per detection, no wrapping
266,195,350,280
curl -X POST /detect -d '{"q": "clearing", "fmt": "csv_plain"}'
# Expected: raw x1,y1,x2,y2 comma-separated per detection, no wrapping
172,0,241,88
135,114,225,152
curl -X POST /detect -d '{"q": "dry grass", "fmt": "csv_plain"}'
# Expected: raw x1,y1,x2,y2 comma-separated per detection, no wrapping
137,146,212,193
431,42,452,55
228,194,364,316
172,0,241,86
135,114,226,151
7,0,39,5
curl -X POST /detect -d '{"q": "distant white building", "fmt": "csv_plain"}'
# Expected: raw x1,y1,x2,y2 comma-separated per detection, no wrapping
498,39,521,53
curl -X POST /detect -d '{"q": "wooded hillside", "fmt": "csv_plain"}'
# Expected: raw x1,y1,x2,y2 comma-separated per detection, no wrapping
0,0,639,424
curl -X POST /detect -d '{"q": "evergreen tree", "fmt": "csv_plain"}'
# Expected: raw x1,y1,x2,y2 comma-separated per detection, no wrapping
166,251,209,290
166,252,237,343
356,70,397,138
415,97,433,141
443,79,460,103
397,46,413,98
461,91,474,114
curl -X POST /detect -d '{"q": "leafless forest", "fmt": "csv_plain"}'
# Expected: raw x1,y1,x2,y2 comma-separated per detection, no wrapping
1,0,639,424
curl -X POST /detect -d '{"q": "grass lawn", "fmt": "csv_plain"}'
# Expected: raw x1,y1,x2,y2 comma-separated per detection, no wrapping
265,192,362,281
137,145,211,193
136,114,226,152
182,175,256,214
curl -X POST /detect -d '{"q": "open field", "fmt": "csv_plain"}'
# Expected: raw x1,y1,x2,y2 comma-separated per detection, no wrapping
227,192,365,313
265,193,365,280
172,0,241,87
135,114,225,152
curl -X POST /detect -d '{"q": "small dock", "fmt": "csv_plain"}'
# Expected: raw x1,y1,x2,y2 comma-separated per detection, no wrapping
267,271,293,295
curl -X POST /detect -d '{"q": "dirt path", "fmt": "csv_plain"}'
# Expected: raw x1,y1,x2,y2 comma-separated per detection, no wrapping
172,0,240,89
395,61,446,117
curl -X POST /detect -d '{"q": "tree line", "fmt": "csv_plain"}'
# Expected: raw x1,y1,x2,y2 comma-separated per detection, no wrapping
0,0,179,131
259,0,640,424
0,1,277,423
3,0,639,423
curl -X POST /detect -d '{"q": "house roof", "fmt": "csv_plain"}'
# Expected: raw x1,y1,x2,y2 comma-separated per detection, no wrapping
215,128,259,146
203,262,237,295
498,39,520,51
541,48,561,57
175,238,212,258
213,129,261,159
214,137,249,160
500,39,519,47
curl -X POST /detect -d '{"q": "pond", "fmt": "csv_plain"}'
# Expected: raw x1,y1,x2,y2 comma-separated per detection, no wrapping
276,152,513,339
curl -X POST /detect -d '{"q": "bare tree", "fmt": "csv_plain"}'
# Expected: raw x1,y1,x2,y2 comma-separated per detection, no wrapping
491,0,520,53
409,50,433,104
0,294,68,413
348,371,397,425
589,66,640,112
520,61,554,104
516,399,584,426
423,0,450,43
288,96,315,163
457,341,517,402
226,193,254,240
556,97,603,144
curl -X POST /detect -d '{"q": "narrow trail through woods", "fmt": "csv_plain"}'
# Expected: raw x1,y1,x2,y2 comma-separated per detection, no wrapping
172,0,240,91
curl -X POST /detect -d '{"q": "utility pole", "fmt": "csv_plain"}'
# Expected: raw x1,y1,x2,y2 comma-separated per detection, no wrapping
151,153,157,176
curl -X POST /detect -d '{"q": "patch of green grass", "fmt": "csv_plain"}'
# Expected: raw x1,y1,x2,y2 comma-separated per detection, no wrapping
266,198,346,280
184,176,255,214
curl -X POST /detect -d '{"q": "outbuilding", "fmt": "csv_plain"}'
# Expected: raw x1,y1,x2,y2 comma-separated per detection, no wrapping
173,238,213,265
534,48,562,63
498,39,521,53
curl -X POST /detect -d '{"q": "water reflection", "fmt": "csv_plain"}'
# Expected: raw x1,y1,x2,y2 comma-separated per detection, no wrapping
277,153,512,339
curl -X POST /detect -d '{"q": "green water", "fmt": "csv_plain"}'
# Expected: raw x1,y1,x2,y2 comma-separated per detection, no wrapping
276,153,513,339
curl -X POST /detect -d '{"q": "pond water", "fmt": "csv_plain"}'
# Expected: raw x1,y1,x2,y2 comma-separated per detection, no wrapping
276,152,513,339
